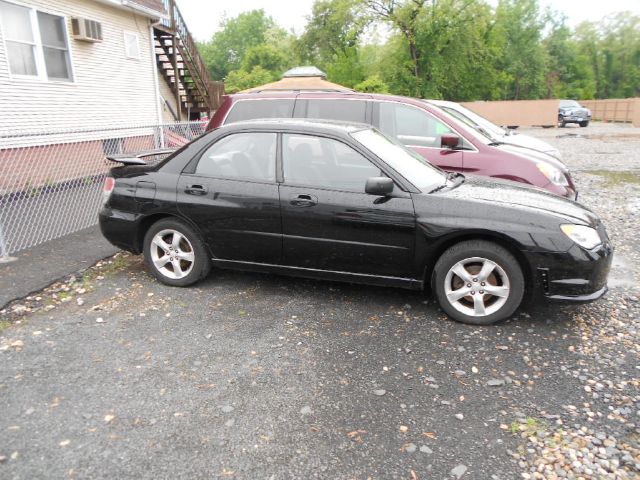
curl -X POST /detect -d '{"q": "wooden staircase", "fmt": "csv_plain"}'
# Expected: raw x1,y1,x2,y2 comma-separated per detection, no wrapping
154,0,224,120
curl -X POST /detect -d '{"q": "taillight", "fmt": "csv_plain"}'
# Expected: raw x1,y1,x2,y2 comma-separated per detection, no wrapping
102,177,115,205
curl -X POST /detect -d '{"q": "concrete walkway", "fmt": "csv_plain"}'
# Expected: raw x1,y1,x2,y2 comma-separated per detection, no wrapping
0,226,118,309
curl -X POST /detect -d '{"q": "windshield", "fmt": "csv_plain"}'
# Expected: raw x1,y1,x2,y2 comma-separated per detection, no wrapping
441,105,506,140
560,100,581,108
351,128,446,192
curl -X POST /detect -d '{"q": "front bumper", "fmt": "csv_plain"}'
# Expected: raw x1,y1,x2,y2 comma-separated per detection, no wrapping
526,241,613,303
560,114,592,123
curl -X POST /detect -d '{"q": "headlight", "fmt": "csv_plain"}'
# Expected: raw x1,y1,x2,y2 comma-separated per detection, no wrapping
537,163,568,186
561,224,601,249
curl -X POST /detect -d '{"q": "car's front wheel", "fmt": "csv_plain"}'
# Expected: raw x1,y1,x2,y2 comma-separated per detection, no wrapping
579,121,589,127
432,240,525,325
143,218,211,287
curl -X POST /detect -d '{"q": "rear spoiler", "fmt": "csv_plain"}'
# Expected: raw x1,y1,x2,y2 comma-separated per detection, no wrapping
106,148,176,165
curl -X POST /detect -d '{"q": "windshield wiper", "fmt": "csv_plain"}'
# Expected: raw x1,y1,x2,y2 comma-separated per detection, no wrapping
429,172,465,194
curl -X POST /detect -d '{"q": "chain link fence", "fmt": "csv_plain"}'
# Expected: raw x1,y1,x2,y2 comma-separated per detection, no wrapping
0,121,207,257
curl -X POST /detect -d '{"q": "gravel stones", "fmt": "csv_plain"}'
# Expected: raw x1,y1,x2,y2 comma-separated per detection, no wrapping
450,464,468,478
487,379,505,387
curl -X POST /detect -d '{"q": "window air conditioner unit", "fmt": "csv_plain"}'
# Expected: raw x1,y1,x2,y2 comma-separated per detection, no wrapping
71,18,103,42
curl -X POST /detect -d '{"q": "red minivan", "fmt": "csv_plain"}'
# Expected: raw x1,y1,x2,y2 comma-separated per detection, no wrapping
206,92,576,198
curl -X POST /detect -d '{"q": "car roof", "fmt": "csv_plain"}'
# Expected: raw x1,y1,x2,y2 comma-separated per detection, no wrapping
426,99,457,108
217,118,373,134
227,90,430,108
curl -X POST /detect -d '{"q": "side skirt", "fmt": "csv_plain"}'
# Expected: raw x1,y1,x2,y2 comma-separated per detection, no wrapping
211,259,424,291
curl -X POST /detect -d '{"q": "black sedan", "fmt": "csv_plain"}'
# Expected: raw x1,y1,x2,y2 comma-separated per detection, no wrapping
99,120,612,325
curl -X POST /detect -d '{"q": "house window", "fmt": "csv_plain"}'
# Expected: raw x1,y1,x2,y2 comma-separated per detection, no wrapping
0,1,72,81
124,31,140,59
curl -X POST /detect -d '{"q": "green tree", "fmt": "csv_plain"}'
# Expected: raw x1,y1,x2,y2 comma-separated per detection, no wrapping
542,14,596,99
365,0,491,99
488,0,547,99
355,74,389,93
297,0,368,86
199,10,276,81
242,44,289,74
224,66,275,93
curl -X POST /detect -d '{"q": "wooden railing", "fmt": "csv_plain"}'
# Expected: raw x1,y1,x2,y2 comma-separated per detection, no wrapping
159,0,224,112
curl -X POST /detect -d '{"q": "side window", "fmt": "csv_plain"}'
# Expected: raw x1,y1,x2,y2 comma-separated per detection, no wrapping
225,100,295,124
305,100,367,123
196,133,277,182
379,103,452,148
283,134,381,191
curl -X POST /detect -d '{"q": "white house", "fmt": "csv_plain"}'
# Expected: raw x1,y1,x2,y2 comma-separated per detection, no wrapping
0,0,222,136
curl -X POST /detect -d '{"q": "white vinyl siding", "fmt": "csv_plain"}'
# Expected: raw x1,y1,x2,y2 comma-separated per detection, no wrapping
0,0,159,135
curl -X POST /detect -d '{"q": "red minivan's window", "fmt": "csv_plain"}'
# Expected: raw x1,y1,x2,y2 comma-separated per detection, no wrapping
225,99,295,124
305,99,367,123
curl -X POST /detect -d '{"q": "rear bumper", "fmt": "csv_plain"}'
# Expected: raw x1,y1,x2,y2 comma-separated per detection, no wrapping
99,207,141,253
526,241,613,303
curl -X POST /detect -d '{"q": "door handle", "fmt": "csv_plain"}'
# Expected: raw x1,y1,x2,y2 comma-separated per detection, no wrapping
290,193,317,207
185,184,207,195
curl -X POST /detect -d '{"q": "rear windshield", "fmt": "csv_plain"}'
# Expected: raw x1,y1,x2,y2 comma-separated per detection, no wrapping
225,99,295,124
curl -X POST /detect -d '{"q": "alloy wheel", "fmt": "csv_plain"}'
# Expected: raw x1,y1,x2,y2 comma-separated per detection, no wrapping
444,256,510,317
149,229,195,279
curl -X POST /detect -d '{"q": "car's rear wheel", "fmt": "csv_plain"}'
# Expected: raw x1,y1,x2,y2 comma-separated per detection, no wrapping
579,121,589,127
143,218,211,286
432,240,525,325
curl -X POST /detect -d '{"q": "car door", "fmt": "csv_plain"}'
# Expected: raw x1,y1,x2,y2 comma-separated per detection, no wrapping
176,132,281,263
373,101,465,172
279,132,416,278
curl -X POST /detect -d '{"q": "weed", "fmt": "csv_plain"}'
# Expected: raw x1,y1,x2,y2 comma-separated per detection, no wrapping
586,170,640,186
101,254,130,275
58,291,71,301
0,320,11,333
511,417,547,436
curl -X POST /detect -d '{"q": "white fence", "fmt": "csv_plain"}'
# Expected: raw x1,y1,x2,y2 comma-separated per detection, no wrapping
0,121,206,256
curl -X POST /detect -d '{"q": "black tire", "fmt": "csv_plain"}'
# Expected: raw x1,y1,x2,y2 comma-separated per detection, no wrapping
431,240,525,325
143,218,211,287
558,116,567,128
579,121,589,127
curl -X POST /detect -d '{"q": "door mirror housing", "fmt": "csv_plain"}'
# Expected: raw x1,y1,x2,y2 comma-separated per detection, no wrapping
441,133,461,149
365,177,394,196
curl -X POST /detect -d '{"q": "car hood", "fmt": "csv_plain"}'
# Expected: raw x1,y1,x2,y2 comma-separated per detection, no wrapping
440,176,598,225
497,133,561,158
560,106,590,114
494,142,568,171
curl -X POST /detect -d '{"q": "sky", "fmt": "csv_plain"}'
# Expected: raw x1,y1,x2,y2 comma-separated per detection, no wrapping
176,0,640,42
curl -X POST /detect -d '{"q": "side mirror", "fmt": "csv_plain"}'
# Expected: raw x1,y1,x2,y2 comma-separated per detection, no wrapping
441,133,460,149
365,177,394,196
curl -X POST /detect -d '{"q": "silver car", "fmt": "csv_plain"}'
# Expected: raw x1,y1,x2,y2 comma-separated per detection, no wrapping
428,99,562,159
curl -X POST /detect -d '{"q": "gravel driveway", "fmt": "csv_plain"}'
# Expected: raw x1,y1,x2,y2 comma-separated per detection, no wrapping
1,123,639,479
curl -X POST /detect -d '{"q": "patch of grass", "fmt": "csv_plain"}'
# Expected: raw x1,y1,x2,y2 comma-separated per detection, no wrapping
0,320,11,333
101,254,130,275
58,291,72,301
586,170,640,186
511,417,547,435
